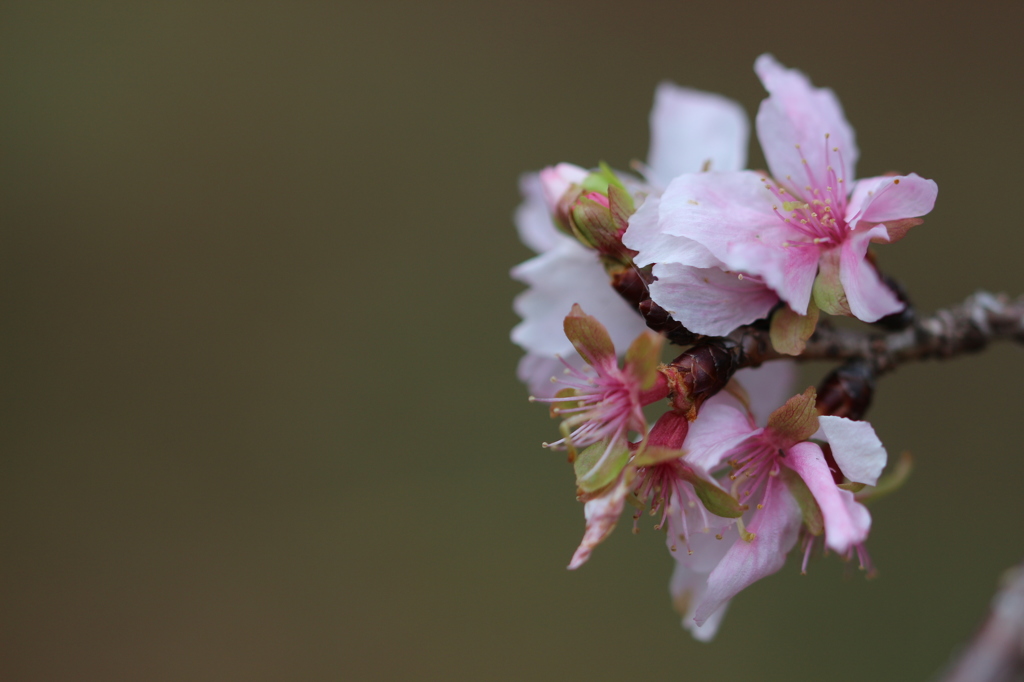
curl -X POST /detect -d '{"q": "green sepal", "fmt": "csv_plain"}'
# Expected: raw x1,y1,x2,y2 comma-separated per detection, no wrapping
631,445,684,468
856,451,913,505
766,387,819,446
548,387,581,419
607,183,635,232
812,249,851,316
570,196,618,252
781,467,824,536
563,303,615,366
876,218,923,244
837,480,867,493
552,185,584,236
624,331,663,390
574,438,631,493
769,300,819,356
677,466,745,518
581,161,627,195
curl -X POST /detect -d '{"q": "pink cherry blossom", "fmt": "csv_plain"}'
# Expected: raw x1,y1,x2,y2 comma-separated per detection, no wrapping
512,171,647,397
533,305,668,455
659,362,794,640
676,386,888,632
636,54,938,324
512,85,750,394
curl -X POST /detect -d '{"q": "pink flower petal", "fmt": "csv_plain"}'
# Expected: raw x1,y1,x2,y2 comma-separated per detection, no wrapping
669,521,738,642
728,235,821,315
623,194,722,269
682,392,758,471
754,54,858,197
649,263,779,336
659,170,822,314
838,225,904,322
568,475,631,569
538,163,588,213
845,173,938,227
659,170,782,251
646,83,750,188
694,475,802,626
784,441,871,553
818,416,888,486
515,172,573,254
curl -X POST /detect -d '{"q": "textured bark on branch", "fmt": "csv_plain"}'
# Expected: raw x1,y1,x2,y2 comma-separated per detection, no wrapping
732,291,1024,375
938,560,1024,682
653,291,1024,425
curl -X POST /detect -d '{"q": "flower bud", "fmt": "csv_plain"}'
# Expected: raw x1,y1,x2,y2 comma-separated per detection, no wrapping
663,339,740,418
816,360,875,420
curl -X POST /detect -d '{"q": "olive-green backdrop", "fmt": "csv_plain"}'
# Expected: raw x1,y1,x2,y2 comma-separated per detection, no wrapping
2,2,1023,680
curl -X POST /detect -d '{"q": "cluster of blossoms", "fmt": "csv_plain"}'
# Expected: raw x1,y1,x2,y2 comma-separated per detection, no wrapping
511,55,932,640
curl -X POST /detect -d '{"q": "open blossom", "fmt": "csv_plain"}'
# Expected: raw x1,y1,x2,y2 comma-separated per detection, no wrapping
568,407,743,573
674,385,888,637
632,53,938,327
511,85,749,395
535,306,670,568
535,304,668,456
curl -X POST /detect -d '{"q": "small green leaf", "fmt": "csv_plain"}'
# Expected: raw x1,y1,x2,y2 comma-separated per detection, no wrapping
781,467,824,536
769,301,819,356
624,331,663,390
812,249,851,316
856,451,913,504
563,304,615,366
574,438,631,493
767,387,819,446
677,466,745,518
581,162,626,196
581,161,627,195
607,183,635,232
837,480,866,492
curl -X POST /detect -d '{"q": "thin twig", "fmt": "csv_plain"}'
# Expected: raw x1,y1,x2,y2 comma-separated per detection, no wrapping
938,560,1024,682
734,291,1024,374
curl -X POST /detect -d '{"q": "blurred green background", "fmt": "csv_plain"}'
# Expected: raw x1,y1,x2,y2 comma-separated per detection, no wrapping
2,2,1023,680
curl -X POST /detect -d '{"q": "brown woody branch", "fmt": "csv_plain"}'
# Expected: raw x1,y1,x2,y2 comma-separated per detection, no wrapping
654,292,1023,423
733,291,1024,375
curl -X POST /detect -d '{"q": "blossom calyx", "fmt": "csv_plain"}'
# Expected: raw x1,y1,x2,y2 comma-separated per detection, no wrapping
766,387,819,447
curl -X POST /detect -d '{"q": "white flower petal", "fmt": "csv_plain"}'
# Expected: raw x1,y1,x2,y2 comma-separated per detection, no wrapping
818,415,888,486
647,83,750,188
